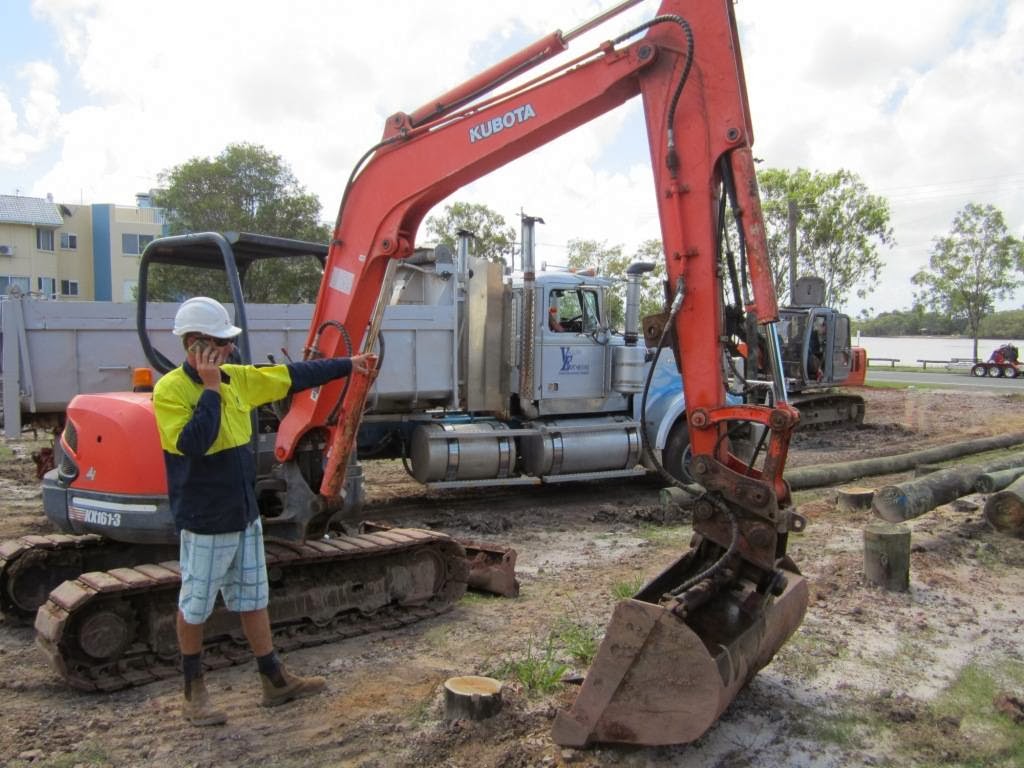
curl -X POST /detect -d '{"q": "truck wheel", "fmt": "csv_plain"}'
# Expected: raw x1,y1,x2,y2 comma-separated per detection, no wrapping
971,363,988,377
1004,365,1019,379
989,364,1005,378
662,420,694,484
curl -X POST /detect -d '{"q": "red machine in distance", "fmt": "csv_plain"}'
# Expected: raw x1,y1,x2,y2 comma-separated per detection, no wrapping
22,0,808,748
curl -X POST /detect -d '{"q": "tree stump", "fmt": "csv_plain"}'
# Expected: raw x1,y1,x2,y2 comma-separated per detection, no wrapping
836,486,874,513
443,676,503,721
863,522,910,592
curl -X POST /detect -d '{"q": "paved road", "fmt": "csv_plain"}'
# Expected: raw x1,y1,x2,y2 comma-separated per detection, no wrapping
867,368,1024,392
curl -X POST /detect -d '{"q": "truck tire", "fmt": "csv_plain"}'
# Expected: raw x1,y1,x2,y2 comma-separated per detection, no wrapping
662,419,694,484
1004,365,1019,379
971,363,988,377
989,364,1005,378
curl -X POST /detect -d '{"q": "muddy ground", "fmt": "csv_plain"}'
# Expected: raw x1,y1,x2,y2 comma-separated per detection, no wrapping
1,386,1023,767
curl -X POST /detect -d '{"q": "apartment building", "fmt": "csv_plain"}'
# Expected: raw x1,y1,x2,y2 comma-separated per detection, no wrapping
0,194,166,301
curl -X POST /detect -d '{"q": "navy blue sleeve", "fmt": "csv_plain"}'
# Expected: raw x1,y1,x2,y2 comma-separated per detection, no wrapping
286,358,353,393
175,389,222,457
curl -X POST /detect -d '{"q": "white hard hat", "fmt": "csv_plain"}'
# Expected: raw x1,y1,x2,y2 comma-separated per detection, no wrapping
172,296,242,338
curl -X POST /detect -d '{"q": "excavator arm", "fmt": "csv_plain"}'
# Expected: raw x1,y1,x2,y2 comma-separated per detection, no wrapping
276,0,807,746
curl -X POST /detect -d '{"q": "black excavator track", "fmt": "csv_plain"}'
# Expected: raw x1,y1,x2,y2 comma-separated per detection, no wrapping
0,534,178,623
31,529,467,692
791,392,866,430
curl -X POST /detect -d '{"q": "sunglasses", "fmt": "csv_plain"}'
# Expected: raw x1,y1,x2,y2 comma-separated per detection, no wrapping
196,335,236,348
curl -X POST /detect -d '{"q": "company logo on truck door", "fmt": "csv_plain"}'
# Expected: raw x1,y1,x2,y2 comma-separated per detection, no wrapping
560,347,590,374
469,104,537,143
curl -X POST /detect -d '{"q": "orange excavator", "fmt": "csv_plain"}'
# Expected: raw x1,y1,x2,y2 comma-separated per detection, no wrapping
9,0,807,748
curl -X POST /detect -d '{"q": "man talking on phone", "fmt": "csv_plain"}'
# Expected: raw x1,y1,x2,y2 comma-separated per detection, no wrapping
153,296,372,726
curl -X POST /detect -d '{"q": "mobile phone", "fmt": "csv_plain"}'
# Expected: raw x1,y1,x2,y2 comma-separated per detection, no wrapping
189,339,210,354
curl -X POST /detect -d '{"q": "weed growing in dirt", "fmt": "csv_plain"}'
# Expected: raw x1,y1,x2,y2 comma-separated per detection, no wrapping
611,574,646,600
553,617,600,665
493,635,568,696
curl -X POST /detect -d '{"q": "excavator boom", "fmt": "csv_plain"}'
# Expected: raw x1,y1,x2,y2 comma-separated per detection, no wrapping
271,0,806,748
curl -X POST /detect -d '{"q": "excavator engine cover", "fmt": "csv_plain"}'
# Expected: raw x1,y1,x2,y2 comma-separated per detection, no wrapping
553,548,807,747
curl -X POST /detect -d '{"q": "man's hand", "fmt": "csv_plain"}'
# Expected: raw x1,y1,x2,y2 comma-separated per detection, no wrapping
350,353,374,376
190,343,230,391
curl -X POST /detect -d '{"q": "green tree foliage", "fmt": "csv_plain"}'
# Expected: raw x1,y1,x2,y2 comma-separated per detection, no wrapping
852,307,964,336
912,203,1024,359
424,201,516,264
758,168,894,307
979,309,1024,339
150,143,329,303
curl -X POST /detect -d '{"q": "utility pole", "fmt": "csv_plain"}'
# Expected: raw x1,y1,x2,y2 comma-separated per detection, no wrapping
787,198,798,302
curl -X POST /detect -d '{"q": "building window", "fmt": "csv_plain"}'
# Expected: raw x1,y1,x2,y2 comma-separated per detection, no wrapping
60,279,80,297
0,275,31,296
60,232,78,250
36,229,55,251
38,277,56,297
122,233,155,255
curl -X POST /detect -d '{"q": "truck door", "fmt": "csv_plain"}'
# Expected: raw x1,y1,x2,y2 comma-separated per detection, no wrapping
540,286,610,403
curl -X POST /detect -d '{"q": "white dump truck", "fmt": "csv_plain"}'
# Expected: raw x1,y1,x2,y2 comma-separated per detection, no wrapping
3,226,691,496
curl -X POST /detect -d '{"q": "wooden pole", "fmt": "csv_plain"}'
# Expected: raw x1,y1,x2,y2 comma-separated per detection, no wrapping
873,453,1024,523
863,522,910,591
975,467,1024,494
786,434,1024,491
983,475,1024,538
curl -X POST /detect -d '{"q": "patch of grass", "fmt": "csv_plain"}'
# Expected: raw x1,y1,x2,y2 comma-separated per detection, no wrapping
768,628,831,681
0,442,14,461
553,618,600,666
636,522,690,546
13,742,113,768
611,574,646,600
458,591,492,605
492,635,568,696
789,705,875,750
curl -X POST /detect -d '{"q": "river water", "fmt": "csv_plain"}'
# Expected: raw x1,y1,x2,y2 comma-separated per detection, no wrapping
855,335,1024,366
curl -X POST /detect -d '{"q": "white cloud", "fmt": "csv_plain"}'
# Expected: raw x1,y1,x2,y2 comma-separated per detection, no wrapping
6,0,1024,314
0,61,60,165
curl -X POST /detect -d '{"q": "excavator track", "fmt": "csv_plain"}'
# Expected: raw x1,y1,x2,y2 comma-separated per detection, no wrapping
791,392,866,430
33,528,467,692
0,533,179,624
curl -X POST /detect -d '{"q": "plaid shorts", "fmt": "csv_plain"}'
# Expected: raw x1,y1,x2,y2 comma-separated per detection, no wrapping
178,519,269,624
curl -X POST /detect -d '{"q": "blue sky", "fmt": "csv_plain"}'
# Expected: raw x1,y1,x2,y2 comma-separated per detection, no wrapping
1,0,1022,316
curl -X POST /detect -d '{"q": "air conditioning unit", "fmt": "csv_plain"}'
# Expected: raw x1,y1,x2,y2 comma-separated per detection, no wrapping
0,245,12,256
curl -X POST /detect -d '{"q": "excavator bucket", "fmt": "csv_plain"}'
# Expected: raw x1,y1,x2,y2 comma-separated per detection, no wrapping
552,553,807,747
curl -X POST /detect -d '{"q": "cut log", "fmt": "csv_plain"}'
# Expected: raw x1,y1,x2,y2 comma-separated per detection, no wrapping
786,433,1024,491
873,452,1024,523
983,475,1024,538
863,522,910,592
836,487,874,512
444,676,503,721
975,467,1024,494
